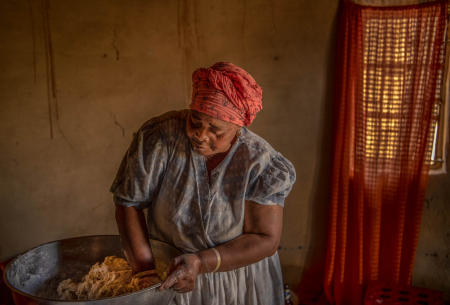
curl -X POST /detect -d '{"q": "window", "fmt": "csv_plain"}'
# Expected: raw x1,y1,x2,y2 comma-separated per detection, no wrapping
360,7,448,174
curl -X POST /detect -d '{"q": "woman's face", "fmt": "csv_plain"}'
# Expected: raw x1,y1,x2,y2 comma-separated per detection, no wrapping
186,110,240,158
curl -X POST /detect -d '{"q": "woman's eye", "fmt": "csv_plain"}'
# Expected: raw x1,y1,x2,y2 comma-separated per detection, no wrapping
213,130,224,138
189,119,201,129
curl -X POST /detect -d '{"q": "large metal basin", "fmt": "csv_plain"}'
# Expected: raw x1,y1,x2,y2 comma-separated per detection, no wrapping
3,235,182,305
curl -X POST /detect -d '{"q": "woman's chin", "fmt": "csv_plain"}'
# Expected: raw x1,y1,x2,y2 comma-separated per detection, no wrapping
194,146,212,156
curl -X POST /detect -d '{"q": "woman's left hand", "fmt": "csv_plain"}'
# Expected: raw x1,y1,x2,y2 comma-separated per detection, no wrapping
159,254,202,293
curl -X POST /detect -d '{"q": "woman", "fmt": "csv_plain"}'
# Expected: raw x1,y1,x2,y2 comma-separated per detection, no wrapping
111,62,296,305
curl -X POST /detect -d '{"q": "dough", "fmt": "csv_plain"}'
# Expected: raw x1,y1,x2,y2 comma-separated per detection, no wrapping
57,256,166,300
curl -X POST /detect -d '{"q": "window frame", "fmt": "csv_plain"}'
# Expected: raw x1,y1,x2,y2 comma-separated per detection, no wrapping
429,10,450,175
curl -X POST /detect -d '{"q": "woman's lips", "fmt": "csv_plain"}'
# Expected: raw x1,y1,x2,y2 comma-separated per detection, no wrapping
191,139,208,150
194,145,208,150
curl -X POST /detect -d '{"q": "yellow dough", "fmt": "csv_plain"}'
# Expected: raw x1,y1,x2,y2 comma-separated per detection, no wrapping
57,256,167,300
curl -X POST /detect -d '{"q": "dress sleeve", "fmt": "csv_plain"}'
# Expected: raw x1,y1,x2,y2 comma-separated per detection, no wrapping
110,126,168,209
245,152,296,207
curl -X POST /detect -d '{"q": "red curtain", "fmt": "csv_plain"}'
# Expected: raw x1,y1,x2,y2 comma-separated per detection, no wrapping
324,1,447,305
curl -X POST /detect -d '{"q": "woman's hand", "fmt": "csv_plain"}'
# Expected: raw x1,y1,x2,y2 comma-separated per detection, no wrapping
115,205,154,273
159,254,202,293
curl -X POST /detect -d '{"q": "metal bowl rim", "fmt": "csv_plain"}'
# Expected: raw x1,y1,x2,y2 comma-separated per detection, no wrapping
3,234,175,302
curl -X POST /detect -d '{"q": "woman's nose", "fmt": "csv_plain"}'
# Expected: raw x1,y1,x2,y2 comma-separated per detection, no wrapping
195,127,208,141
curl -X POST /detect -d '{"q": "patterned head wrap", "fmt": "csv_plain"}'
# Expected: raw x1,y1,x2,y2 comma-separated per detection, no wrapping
190,62,263,126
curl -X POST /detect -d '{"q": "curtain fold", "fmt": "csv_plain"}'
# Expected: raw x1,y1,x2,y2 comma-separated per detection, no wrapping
323,1,447,305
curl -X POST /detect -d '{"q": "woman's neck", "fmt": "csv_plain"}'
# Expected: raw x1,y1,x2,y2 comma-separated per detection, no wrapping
205,135,238,173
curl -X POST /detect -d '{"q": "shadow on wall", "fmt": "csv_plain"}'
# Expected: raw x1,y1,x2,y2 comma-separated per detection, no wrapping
297,9,339,299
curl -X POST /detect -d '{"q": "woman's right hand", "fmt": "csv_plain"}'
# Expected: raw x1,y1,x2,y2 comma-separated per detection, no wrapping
115,205,154,273
159,254,202,293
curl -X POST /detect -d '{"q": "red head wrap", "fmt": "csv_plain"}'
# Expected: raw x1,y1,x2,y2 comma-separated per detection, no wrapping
190,62,262,126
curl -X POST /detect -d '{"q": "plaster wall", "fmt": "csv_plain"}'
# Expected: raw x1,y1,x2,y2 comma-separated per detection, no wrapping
0,0,448,294
414,172,450,296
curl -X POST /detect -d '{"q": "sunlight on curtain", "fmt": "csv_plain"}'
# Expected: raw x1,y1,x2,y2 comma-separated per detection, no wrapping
323,2,447,305
361,9,443,166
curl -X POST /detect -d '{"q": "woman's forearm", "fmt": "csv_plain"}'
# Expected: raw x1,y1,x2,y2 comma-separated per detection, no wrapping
115,205,154,272
197,201,283,273
160,231,279,292
159,202,283,291
197,232,279,273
